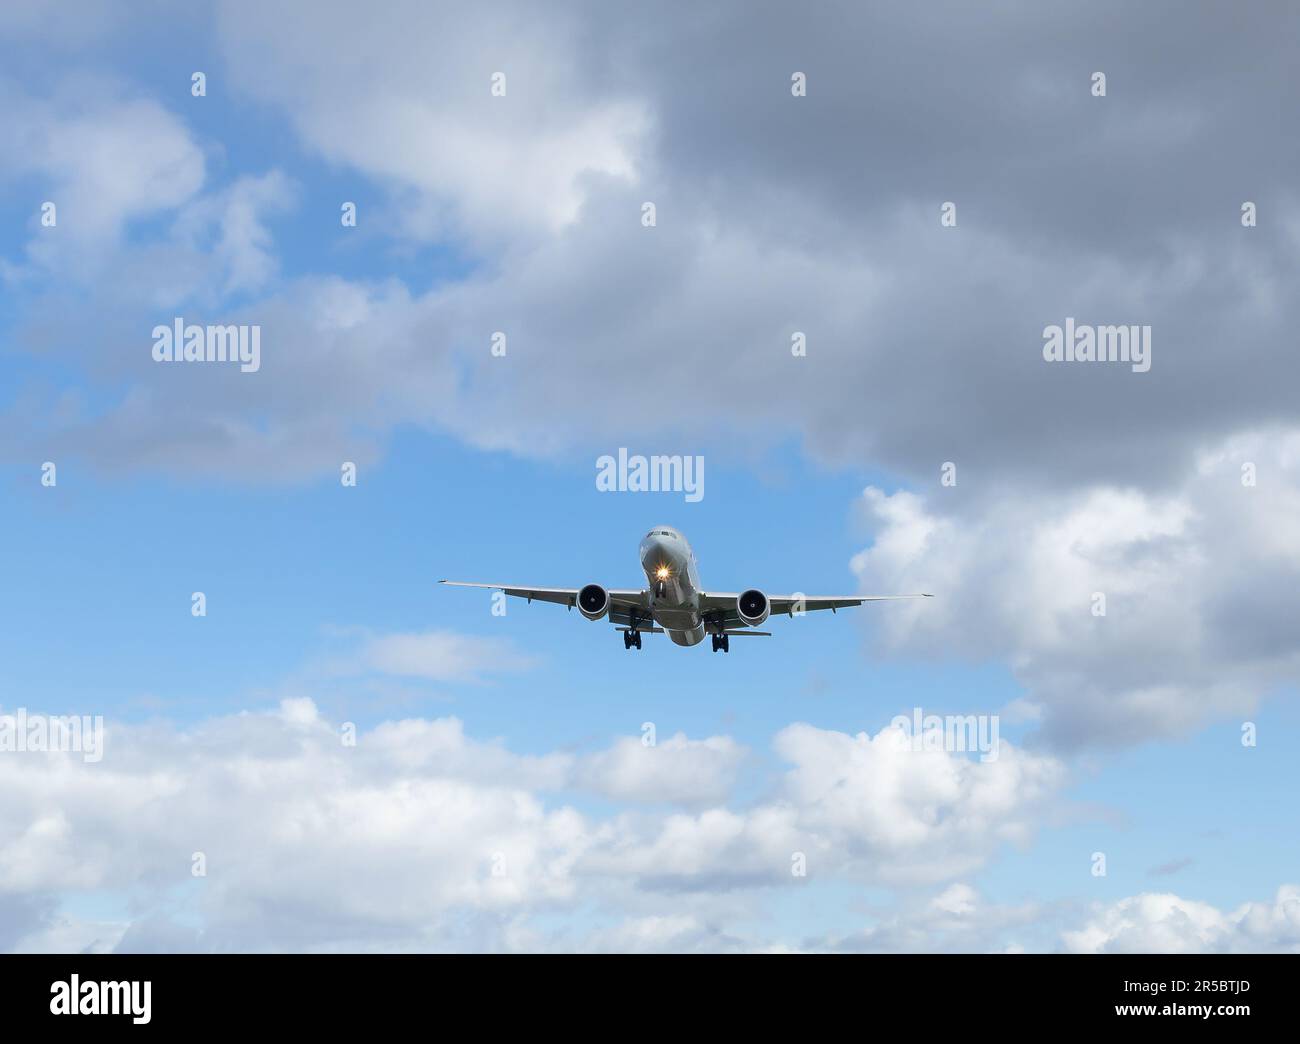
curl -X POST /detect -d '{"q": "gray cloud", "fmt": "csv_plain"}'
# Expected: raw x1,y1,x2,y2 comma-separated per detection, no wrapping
197,0,1300,492
7,1,1300,492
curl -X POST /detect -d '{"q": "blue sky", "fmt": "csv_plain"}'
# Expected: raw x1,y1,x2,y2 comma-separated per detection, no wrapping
1,1,1298,953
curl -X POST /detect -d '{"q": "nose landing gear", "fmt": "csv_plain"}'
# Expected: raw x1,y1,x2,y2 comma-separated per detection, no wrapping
710,634,730,653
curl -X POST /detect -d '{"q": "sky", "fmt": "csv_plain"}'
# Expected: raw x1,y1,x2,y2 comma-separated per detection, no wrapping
0,0,1298,952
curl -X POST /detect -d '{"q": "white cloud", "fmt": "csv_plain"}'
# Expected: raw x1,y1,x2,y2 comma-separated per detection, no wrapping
0,694,1288,954
582,721,1065,891
774,722,1063,883
169,171,296,298
366,716,571,791
851,428,1300,747
215,1,649,244
0,703,1064,952
1064,886,1300,954
0,77,205,278
361,629,537,683
0,699,589,951
818,881,1050,953
583,913,741,954
815,881,1300,954
931,882,979,916
576,732,745,806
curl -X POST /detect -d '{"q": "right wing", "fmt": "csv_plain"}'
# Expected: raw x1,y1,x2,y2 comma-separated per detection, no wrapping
768,593,932,615
698,590,932,627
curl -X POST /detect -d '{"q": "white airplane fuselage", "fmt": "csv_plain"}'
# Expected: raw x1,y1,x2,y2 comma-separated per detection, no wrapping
639,525,706,646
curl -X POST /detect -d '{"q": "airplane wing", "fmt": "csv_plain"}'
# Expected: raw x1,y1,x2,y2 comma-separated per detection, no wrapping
698,591,931,627
439,581,928,633
438,581,646,611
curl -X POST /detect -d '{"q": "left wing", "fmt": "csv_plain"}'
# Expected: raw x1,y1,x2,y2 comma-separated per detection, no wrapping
439,581,647,611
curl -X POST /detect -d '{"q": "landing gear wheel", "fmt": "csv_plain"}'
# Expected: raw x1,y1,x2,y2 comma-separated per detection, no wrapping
721,635,729,653
624,630,642,650
711,634,730,653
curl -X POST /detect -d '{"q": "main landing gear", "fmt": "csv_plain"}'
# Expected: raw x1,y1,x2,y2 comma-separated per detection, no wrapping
623,630,643,650
711,634,730,653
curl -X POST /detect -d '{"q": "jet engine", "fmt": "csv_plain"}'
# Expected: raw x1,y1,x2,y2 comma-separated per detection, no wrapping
736,589,770,627
578,584,611,621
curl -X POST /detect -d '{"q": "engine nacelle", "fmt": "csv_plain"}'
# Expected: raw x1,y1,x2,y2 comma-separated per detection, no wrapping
578,583,611,621
736,589,770,627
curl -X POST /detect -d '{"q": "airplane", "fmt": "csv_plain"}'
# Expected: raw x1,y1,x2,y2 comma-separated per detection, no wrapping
440,525,932,652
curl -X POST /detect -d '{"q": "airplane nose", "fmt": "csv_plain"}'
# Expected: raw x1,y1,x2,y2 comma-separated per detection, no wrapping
641,536,673,572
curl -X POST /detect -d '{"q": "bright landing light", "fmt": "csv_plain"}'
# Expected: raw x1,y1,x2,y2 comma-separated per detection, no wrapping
656,565,670,580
